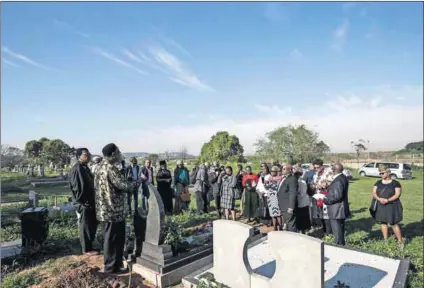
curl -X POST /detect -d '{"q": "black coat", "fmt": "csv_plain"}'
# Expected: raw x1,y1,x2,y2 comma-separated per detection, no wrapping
68,162,95,212
277,174,299,211
323,174,351,220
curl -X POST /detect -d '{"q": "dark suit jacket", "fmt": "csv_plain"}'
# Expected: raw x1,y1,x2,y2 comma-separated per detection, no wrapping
323,174,351,220
125,165,140,182
277,174,299,211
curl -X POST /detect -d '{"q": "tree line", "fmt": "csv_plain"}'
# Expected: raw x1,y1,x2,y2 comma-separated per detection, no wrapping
1,127,421,169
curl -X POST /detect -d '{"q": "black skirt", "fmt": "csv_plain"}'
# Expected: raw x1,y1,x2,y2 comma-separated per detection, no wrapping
296,206,311,231
374,199,403,225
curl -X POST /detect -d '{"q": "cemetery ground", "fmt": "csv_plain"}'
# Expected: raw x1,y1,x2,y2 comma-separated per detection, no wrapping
0,169,423,288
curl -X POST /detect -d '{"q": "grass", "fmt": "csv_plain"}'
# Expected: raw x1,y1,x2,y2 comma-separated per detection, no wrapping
1,168,422,287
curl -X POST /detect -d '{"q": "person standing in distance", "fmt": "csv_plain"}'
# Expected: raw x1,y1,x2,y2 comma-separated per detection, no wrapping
94,143,136,274
69,148,98,256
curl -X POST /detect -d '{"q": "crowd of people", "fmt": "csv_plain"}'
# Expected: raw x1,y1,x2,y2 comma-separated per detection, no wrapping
68,143,404,274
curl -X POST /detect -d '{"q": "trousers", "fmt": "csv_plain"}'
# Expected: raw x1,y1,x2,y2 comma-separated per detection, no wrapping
103,221,126,273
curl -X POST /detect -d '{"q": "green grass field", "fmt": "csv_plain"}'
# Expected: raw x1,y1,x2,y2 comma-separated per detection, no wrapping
1,168,423,287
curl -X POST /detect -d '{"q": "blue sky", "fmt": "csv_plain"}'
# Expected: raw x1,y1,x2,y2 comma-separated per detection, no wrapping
2,2,423,154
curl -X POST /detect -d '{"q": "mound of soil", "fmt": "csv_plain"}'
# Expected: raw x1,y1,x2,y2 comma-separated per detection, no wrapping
32,255,153,288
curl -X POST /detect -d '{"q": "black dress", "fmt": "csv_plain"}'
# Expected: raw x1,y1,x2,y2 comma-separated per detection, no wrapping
156,168,173,214
374,180,403,225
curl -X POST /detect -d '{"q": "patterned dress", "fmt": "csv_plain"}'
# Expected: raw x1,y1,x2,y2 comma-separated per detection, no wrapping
220,174,237,210
312,168,334,220
264,177,281,217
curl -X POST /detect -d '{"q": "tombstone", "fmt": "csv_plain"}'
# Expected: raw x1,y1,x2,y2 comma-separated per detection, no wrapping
37,165,42,177
138,183,171,262
250,232,324,288
49,162,54,171
40,165,45,177
213,220,254,288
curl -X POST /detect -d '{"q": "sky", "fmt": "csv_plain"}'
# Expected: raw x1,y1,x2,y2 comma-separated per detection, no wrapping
1,2,423,155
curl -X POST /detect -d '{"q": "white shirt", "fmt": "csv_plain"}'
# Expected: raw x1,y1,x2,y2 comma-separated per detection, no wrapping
256,174,271,196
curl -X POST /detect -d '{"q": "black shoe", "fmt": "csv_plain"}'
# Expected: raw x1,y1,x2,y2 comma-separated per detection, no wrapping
113,267,129,274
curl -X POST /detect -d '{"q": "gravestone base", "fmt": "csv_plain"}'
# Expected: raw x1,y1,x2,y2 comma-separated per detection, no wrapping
133,253,213,288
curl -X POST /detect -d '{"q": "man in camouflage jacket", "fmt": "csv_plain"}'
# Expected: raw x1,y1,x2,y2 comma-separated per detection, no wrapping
94,143,137,274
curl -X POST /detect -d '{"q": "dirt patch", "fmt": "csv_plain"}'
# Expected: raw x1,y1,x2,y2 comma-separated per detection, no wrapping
30,254,155,288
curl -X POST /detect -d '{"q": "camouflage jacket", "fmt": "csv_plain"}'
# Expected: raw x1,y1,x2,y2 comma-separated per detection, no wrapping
94,159,135,222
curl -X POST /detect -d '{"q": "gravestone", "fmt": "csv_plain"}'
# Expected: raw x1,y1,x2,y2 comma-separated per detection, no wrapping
250,231,324,288
213,220,254,288
138,183,172,263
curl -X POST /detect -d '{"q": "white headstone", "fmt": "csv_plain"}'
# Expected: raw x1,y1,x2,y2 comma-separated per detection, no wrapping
213,220,254,288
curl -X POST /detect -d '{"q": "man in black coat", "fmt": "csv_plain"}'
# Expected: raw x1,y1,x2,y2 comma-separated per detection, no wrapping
317,163,351,246
277,164,299,232
69,148,98,255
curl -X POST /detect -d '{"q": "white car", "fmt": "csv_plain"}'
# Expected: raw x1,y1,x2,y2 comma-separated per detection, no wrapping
358,162,412,180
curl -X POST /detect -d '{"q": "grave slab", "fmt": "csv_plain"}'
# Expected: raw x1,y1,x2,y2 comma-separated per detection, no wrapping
183,221,409,288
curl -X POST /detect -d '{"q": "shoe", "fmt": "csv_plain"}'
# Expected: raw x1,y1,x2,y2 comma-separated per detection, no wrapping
113,267,129,274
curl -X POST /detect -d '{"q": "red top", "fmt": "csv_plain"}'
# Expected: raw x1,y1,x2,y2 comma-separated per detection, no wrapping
242,173,259,187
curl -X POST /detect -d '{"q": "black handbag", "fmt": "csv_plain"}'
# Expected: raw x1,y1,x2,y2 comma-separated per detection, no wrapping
369,187,386,218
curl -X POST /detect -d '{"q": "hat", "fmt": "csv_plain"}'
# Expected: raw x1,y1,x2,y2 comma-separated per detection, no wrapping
159,160,166,165
176,160,182,165
378,164,391,174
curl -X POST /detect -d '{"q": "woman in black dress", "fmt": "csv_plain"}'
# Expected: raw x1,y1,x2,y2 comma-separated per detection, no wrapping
372,165,403,245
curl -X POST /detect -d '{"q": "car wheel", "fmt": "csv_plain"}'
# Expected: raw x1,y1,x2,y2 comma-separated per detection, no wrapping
359,171,366,177
390,174,397,180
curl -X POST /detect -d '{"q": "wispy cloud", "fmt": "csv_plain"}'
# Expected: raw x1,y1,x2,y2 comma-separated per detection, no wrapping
1,47,53,70
149,46,214,92
163,37,193,59
289,48,304,60
2,58,20,67
53,19,89,38
331,20,349,49
92,47,149,76
122,49,144,64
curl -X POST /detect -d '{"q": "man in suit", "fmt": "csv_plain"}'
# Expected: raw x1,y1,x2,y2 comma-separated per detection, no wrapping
277,164,299,232
125,157,140,215
316,163,350,246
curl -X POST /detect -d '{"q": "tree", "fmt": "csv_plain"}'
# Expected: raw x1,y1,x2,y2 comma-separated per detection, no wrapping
180,146,188,162
42,139,74,167
351,139,367,167
405,141,423,152
1,145,25,168
24,138,74,167
254,125,330,164
199,131,245,163
148,154,159,164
